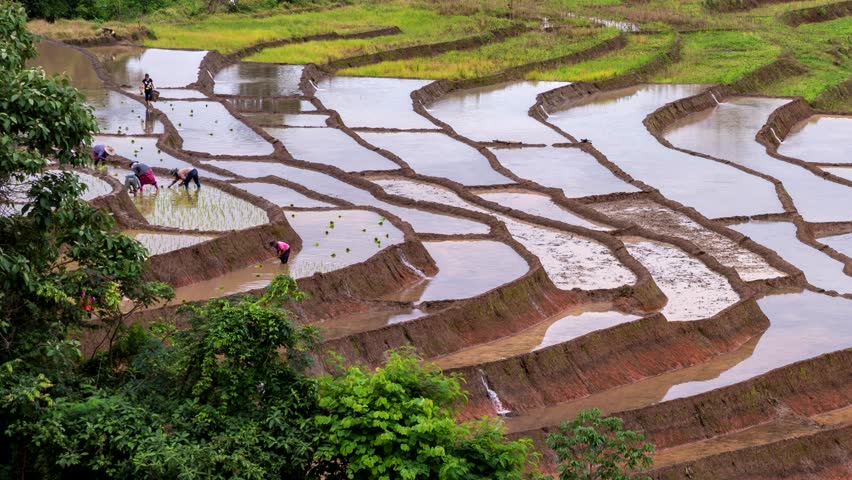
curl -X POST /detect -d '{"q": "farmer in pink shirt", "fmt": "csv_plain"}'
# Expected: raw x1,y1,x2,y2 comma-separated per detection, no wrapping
269,240,291,264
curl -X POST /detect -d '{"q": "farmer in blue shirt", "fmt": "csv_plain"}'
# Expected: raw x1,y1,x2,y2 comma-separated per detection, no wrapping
89,144,115,166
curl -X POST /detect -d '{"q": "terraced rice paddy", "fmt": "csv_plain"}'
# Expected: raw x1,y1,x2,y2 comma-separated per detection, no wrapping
30,30,852,477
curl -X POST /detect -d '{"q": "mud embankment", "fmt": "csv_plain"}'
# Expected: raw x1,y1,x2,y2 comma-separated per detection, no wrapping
62,26,151,47
755,97,814,148
515,348,852,470
781,0,852,26
315,261,666,372
813,76,852,112
87,170,150,228
456,299,769,419
730,56,808,93
652,425,852,479
323,25,530,71
532,35,683,120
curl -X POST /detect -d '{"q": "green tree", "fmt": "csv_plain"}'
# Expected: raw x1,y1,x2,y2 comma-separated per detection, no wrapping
314,348,540,480
3,276,322,479
545,408,654,480
0,2,169,475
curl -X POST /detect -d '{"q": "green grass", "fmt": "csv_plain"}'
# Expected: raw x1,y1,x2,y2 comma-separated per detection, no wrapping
651,30,781,84
146,3,483,53
526,32,675,81
337,26,621,79
759,16,852,100
244,10,515,64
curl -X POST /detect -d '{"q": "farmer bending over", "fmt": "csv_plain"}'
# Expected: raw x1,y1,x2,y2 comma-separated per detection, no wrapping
270,240,291,264
90,144,115,166
142,73,154,108
167,167,201,190
130,161,159,193
124,174,141,194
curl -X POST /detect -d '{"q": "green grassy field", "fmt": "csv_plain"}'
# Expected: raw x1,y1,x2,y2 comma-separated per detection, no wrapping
244,10,516,64
527,32,675,81
27,0,852,108
338,25,620,79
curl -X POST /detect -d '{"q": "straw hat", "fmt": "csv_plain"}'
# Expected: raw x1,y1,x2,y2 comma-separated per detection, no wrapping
105,145,116,155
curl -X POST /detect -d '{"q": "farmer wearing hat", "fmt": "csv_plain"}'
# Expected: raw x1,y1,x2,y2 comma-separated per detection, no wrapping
130,161,159,193
90,144,115,166
167,167,201,191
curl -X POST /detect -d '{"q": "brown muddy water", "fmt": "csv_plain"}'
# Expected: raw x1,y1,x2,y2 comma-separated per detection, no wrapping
315,76,435,129
170,209,404,303
665,97,852,223
357,131,513,185
548,85,782,219
429,81,568,145
477,191,608,230
132,186,268,231
95,135,232,180
663,290,852,401
435,304,640,370
124,230,215,255
777,115,851,165
652,405,852,468
492,146,639,198
258,114,329,127
213,63,304,97
506,334,763,433
316,306,428,339
86,89,164,134
591,199,784,281
732,221,852,293
202,160,490,235
90,46,208,88
623,237,740,320
232,182,334,208
382,240,529,303
266,127,400,171
163,100,275,156
30,40,103,89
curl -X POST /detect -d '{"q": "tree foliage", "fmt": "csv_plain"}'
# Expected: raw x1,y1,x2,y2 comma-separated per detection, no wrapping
315,348,540,480
545,408,654,480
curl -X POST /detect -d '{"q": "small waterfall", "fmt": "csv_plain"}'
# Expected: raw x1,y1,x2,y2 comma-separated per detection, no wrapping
770,127,783,144
309,79,322,91
710,92,720,105
479,370,511,416
540,105,549,117
207,69,214,80
400,254,428,279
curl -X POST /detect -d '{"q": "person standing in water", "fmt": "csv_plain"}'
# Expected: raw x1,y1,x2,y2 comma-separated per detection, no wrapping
270,240,291,264
130,161,159,193
142,73,154,108
89,144,115,166
167,168,201,191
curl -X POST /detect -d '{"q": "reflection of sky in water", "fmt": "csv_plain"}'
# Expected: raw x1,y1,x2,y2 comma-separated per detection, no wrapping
664,291,852,400
549,85,781,218
534,311,640,351
85,90,163,135
266,127,399,172
666,98,852,222
493,147,638,197
232,182,333,208
359,131,512,185
393,240,528,302
99,48,208,88
95,135,232,180
431,81,567,145
166,101,274,156
778,115,851,164
732,222,852,294
316,76,434,129
214,63,304,96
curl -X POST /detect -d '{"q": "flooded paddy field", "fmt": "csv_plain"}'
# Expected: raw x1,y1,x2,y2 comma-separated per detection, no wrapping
40,35,852,476
132,186,268,231
777,115,851,164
